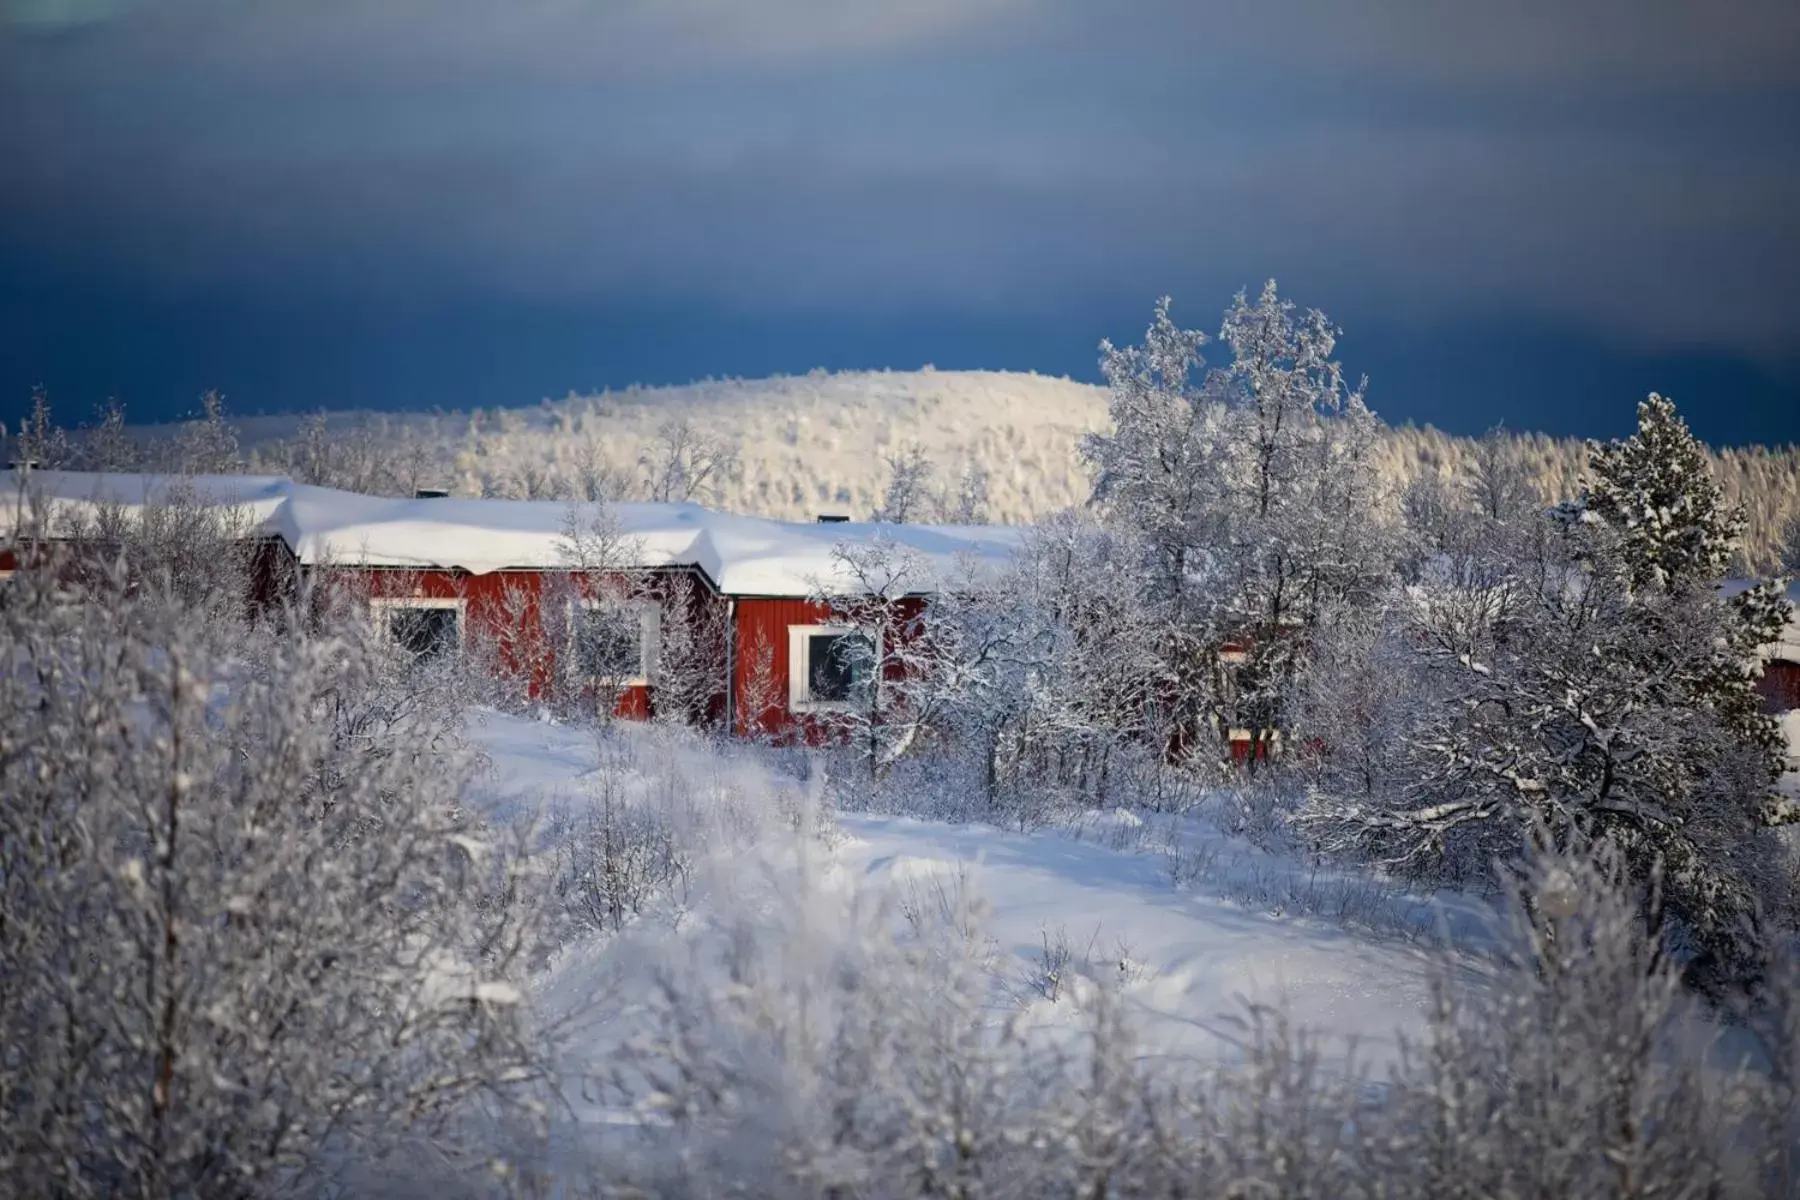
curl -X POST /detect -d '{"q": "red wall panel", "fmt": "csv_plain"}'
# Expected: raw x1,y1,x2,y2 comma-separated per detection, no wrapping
1760,661,1800,714
341,566,724,719
730,595,929,742
732,596,831,740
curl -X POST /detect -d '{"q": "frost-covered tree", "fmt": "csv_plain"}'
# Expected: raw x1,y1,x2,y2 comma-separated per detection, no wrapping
874,443,935,524
903,514,1171,816
1567,392,1790,795
174,389,241,476
1310,502,1792,990
1572,393,1741,593
267,412,421,497
555,501,649,723
1288,599,1416,807
4,386,73,470
1083,285,1399,767
1778,507,1800,576
1082,296,1221,601
638,415,738,505
1400,468,1466,559
78,398,144,472
946,461,991,525
1080,298,1230,760
571,435,632,503
648,570,730,728
1467,422,1541,524
808,535,932,778
1212,285,1397,740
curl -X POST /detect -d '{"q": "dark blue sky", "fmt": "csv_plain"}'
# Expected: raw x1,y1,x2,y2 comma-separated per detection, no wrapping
3,0,1798,445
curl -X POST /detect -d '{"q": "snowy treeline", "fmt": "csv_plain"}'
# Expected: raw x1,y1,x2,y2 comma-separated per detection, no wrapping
8,358,1799,568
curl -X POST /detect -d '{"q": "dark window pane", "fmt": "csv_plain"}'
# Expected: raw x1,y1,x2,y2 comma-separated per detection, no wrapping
576,608,643,678
807,632,868,702
388,606,459,662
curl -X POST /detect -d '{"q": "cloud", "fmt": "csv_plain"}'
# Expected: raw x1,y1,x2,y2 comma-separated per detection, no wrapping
1,0,1796,362
3,0,1033,77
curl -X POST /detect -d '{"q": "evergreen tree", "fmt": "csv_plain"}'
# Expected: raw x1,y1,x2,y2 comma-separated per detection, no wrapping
1574,392,1741,593
1570,392,1788,805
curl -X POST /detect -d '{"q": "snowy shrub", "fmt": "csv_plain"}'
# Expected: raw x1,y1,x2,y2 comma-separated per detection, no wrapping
1368,834,1753,1198
554,830,1792,1199
0,531,553,1196
1024,926,1077,1002
538,725,829,948
545,784,695,937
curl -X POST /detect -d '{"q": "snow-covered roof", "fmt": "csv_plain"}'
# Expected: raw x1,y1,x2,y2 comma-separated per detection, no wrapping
0,471,1025,597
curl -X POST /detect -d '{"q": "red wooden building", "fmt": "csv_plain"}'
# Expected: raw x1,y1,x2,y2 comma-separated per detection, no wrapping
1,470,1021,742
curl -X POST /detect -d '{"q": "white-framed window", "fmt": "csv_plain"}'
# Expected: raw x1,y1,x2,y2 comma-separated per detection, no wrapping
370,596,465,664
571,600,660,687
788,624,877,713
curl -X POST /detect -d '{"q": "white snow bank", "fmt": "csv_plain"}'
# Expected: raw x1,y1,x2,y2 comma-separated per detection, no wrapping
0,469,1024,596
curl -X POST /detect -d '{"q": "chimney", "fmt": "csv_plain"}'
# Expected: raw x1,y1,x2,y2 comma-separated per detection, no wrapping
413,487,450,499
816,514,850,524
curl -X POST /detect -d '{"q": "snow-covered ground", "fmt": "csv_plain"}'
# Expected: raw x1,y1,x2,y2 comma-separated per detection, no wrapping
409,698,1800,1186
466,711,1446,1076
839,815,1441,1065
474,704,1800,1079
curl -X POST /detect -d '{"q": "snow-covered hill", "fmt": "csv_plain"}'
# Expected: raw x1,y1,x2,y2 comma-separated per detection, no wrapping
173,367,1798,567
239,369,1112,524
